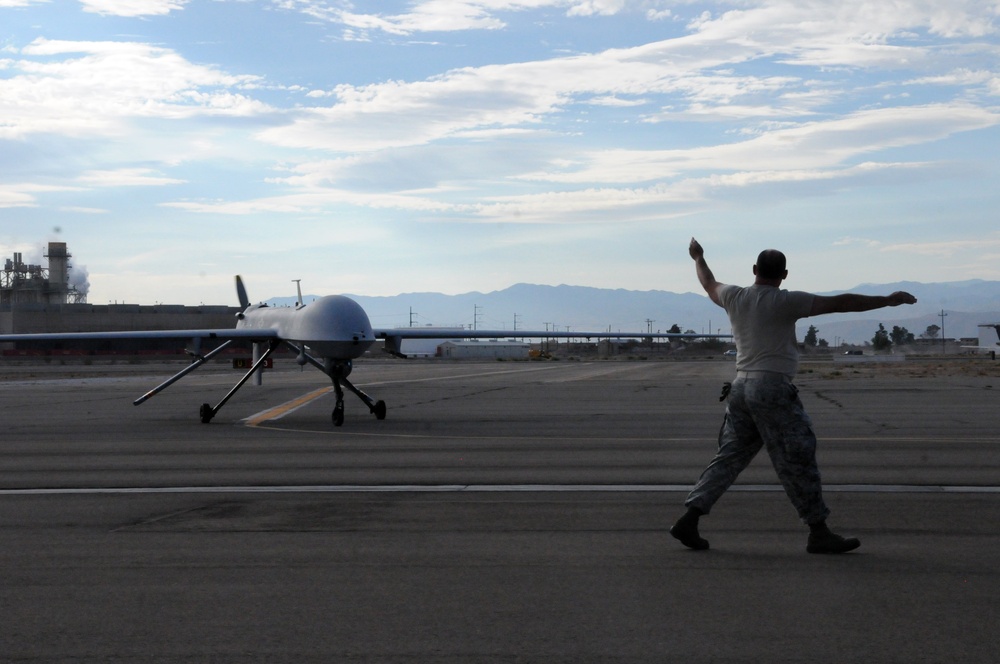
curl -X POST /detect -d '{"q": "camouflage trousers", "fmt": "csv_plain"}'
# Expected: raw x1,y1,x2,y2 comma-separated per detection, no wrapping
684,372,831,525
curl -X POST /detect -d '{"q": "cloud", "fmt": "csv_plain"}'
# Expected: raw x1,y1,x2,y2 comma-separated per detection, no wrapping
257,0,1000,156
834,237,883,249
5,0,999,298
567,0,627,18
79,0,188,17
162,189,455,216
180,98,999,224
58,206,108,214
166,158,933,226
904,68,1000,96
0,183,85,208
1,38,269,139
79,0,978,254
258,39,753,152
685,0,998,65
880,237,1000,257
588,95,648,107
77,168,186,187
277,0,651,36
277,0,505,36
515,104,1000,184
459,161,928,224
275,0,999,55
0,189,38,208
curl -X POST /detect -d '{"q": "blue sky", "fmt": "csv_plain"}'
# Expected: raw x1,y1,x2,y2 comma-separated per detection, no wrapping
2,0,999,309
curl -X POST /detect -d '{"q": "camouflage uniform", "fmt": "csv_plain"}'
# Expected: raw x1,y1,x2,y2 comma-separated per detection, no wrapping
684,370,830,525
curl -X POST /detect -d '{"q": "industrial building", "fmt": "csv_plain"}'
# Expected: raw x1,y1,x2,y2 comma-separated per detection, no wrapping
1,242,85,306
437,339,531,359
1,242,241,356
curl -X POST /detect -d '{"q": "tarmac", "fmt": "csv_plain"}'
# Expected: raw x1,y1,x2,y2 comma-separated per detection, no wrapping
1,357,998,662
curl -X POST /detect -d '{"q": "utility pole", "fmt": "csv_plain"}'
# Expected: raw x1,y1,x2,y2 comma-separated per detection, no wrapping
939,310,948,354
409,307,417,328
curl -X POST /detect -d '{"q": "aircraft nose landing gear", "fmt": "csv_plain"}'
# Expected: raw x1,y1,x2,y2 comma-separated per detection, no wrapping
326,359,387,427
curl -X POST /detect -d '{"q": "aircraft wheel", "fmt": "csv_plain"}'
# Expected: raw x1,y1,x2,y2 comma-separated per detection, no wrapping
332,401,345,427
199,403,214,424
373,400,387,420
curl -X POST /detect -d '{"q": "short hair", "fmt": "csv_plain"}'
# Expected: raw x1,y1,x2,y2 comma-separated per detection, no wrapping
755,249,786,280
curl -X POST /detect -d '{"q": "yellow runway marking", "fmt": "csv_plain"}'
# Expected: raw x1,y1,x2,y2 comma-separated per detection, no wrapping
244,386,333,426
242,364,566,427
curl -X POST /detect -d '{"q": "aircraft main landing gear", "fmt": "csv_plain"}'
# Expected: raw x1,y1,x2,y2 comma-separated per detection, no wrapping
177,338,391,428
197,340,279,425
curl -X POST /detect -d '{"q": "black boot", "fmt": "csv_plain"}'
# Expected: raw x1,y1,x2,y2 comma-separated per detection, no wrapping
806,521,860,554
670,507,709,550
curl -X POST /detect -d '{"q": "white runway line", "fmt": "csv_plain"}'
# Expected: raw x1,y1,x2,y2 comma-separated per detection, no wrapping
2,484,998,496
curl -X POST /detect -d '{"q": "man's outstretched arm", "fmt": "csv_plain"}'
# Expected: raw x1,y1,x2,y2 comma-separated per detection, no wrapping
689,238,724,306
809,291,917,317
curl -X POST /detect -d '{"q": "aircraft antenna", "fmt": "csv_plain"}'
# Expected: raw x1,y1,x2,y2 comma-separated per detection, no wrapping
293,279,303,307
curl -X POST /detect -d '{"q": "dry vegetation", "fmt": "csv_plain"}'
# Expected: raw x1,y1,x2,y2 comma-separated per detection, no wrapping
801,358,1000,380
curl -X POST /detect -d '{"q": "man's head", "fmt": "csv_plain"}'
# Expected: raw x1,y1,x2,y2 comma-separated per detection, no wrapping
754,249,787,282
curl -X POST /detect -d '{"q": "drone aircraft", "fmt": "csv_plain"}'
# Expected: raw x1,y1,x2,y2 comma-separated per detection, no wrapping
0,277,729,426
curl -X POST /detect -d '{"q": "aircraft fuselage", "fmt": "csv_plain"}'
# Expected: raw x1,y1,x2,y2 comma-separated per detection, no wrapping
237,295,376,360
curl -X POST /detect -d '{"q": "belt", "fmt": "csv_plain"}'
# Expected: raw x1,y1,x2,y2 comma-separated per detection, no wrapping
735,370,791,380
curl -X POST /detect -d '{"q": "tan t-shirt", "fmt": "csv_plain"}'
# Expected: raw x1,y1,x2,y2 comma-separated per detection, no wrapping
718,284,815,378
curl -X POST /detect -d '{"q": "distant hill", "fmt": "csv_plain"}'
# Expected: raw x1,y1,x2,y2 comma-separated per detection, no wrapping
790,280,1000,345
265,280,1000,345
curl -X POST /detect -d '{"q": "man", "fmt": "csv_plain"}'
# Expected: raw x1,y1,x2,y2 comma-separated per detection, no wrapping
671,238,917,554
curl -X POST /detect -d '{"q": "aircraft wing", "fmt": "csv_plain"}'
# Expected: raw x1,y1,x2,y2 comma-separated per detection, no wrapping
0,328,279,342
374,327,729,357
374,328,725,340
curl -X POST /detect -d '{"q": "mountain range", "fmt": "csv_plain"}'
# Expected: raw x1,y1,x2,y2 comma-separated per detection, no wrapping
266,280,1000,345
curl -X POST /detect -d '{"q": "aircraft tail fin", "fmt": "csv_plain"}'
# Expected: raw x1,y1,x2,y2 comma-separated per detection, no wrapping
236,275,250,309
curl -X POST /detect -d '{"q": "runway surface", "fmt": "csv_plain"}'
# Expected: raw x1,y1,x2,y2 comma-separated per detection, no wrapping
1,358,998,662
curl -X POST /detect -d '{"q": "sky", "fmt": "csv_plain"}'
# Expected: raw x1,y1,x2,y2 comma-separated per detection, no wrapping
2,0,999,310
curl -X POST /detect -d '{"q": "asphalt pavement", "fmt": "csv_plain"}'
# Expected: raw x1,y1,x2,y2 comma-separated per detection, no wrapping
1,357,997,662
